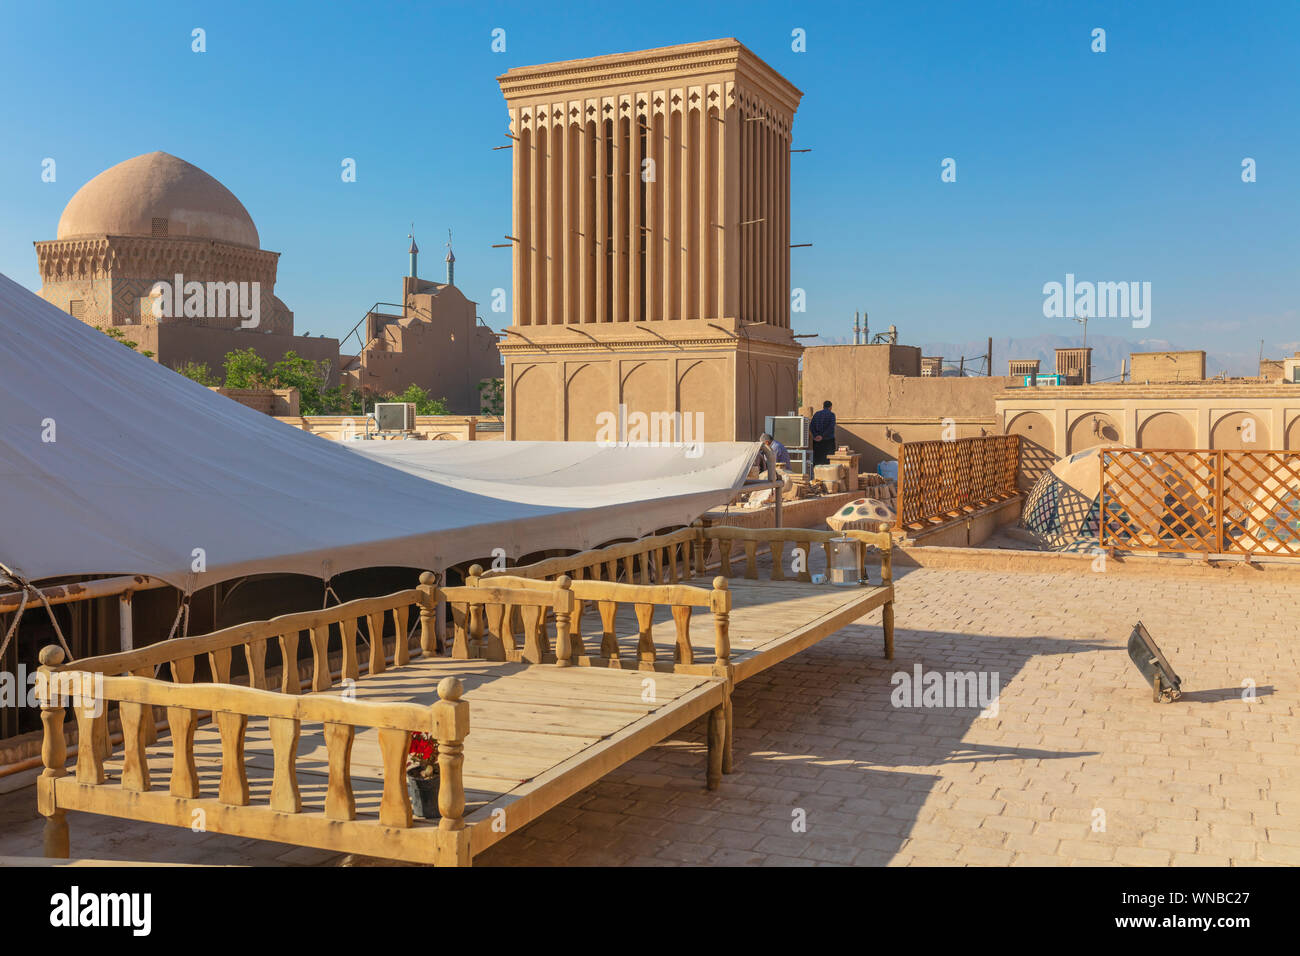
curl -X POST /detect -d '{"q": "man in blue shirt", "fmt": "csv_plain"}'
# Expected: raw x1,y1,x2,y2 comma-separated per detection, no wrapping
810,400,836,466
759,433,790,472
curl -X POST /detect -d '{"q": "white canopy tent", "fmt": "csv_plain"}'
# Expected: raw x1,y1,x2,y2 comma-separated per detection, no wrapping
347,440,752,507
0,273,755,592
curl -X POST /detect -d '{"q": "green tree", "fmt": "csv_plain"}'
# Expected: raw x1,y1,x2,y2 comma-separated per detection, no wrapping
477,377,504,417
209,347,381,416
222,347,272,389
388,383,449,415
316,385,346,415
173,361,220,386
270,351,333,414
219,348,341,413
96,325,155,359
314,384,366,415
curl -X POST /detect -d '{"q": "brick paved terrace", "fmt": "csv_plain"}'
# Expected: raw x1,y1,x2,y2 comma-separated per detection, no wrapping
3,558,1296,866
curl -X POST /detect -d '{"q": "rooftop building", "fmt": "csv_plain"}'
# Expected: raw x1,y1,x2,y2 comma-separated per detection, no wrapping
33,151,338,381
497,39,803,441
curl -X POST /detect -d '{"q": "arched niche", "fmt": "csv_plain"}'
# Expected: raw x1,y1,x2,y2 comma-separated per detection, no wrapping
1211,411,1268,449
1067,412,1120,454
1137,411,1195,449
1008,411,1056,492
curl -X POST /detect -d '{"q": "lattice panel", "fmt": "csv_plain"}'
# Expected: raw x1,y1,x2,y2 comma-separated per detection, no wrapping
1100,450,1219,552
1220,452,1300,555
896,435,1020,528
1101,449,1300,555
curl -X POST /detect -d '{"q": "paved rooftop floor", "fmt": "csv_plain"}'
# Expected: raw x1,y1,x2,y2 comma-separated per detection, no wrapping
2,562,1296,866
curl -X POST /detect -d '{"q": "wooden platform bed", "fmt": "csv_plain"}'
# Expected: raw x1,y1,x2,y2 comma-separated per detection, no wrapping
476,524,897,681
33,524,893,866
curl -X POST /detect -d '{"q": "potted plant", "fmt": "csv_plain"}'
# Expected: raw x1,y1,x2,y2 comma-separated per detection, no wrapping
406,732,440,819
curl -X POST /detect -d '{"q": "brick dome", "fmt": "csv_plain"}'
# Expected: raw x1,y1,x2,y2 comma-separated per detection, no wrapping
56,151,260,248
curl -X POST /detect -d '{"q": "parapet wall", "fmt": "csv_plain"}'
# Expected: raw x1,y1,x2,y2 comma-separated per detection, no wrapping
211,387,299,416
276,415,478,442
1130,350,1206,383
802,344,1014,469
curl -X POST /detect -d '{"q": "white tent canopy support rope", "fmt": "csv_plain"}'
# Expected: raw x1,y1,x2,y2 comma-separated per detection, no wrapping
0,563,74,662
0,272,754,590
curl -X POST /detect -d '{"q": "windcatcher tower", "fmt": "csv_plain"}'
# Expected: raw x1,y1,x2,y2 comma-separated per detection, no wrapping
497,39,803,441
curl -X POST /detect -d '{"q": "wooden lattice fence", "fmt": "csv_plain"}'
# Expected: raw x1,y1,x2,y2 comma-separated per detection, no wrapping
895,435,1021,529
1100,448,1300,556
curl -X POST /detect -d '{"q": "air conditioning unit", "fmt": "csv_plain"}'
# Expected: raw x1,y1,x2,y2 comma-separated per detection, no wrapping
764,415,809,449
373,402,417,432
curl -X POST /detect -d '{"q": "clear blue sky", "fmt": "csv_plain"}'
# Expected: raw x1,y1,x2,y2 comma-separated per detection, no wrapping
1,0,1295,366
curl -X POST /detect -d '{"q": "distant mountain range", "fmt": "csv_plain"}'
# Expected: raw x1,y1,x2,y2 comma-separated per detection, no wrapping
806,332,1260,379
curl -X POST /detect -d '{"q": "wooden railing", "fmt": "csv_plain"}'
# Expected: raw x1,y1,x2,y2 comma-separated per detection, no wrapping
35,588,433,776
66,587,434,695
32,580,498,861
470,573,730,669
475,524,894,670
435,579,580,664
703,527,893,662
895,435,1021,529
1100,448,1300,556
34,645,470,859
482,524,893,587
479,527,704,586
704,526,892,584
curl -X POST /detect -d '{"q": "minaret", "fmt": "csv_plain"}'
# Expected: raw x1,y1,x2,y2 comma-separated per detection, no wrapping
408,231,419,278
445,229,455,286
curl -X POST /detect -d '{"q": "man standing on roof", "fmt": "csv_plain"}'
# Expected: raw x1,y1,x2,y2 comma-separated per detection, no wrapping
810,400,836,466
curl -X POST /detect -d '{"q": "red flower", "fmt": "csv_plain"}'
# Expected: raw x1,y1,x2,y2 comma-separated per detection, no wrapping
409,733,438,763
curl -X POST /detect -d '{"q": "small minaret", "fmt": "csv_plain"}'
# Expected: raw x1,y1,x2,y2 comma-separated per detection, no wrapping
445,229,455,286
408,232,419,278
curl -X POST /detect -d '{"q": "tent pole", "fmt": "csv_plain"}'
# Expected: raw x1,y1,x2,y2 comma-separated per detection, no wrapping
433,566,447,653
119,592,133,651
0,574,166,614
760,443,782,528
